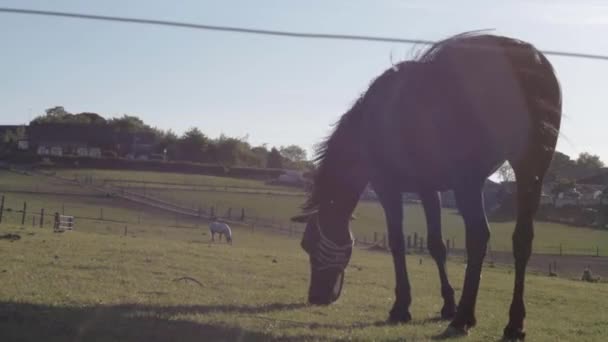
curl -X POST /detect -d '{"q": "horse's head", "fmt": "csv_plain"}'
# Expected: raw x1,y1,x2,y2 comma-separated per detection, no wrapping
226,234,233,244
291,210,356,305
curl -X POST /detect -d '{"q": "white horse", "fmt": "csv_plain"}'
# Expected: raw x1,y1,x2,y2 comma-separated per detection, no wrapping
209,220,232,244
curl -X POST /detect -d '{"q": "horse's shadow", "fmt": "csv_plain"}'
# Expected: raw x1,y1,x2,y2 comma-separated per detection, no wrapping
0,301,314,342
0,300,464,340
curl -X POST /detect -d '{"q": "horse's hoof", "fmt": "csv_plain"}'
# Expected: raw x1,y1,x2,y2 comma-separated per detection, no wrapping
440,325,469,338
388,308,412,324
503,325,526,341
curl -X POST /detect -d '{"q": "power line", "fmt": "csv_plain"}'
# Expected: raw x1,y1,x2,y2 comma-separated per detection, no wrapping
2,7,608,62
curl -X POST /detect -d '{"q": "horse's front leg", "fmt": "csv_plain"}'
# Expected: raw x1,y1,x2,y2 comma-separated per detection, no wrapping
420,191,456,319
375,186,412,323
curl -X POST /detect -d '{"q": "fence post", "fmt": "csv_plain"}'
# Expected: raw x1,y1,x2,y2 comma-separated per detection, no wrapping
21,201,27,226
446,239,450,254
241,208,245,221
40,208,44,228
407,235,412,249
420,237,425,253
382,234,387,249
414,232,418,249
0,195,4,224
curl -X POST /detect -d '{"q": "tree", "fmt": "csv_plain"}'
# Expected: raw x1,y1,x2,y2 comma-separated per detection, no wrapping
178,127,209,162
108,115,148,133
280,145,307,162
156,130,179,160
576,152,604,170
496,162,515,183
267,147,283,169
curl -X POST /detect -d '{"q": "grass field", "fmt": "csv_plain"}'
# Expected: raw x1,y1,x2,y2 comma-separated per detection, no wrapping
2,169,608,256
1,221,606,341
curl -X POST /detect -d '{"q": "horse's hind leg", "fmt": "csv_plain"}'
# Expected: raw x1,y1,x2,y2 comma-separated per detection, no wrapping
447,182,489,335
503,157,551,340
420,191,456,319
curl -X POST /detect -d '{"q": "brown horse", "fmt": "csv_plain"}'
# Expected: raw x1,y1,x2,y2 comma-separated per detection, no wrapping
291,32,561,340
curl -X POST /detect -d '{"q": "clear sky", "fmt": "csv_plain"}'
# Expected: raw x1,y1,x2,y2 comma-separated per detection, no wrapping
2,0,608,162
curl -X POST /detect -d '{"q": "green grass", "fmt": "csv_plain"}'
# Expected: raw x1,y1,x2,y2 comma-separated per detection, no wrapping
1,222,606,341
54,168,295,191
3,169,608,256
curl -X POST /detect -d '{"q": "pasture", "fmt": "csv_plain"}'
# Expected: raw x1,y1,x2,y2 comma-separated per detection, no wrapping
1,221,607,341
15,168,608,256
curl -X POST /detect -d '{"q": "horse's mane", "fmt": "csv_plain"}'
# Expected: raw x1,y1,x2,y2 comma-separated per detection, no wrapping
303,67,399,212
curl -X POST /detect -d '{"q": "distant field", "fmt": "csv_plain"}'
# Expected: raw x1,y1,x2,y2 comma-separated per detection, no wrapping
54,169,296,191
1,222,606,341
2,169,608,256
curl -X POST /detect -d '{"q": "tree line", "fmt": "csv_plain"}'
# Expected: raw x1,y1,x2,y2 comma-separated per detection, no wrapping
3,106,312,170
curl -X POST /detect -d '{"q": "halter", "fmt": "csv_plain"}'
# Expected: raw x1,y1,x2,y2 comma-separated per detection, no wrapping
310,216,355,271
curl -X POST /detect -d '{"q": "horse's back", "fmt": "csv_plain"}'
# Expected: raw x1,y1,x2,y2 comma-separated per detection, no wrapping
371,34,560,188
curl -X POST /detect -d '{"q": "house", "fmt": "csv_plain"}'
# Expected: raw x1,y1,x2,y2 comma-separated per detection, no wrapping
37,146,50,155
50,146,63,156
88,147,101,158
28,123,113,157
17,139,29,150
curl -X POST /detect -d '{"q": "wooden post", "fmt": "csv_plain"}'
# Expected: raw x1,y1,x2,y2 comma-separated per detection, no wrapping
407,235,412,248
40,208,44,228
241,208,245,221
446,239,451,254
414,232,418,248
382,234,387,249
420,237,425,253
21,201,27,225
0,195,4,224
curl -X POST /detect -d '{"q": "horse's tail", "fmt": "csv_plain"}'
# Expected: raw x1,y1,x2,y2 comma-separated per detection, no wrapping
514,46,563,154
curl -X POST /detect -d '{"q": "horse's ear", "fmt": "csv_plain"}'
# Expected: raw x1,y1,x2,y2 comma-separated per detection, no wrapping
291,211,317,223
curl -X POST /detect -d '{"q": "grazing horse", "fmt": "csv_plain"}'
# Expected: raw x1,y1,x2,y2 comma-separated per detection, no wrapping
209,220,232,244
291,32,561,340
